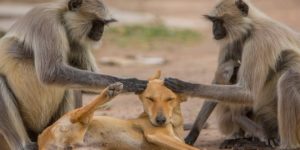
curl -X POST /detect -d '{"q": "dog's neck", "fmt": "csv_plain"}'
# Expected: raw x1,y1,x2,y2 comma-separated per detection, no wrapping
170,105,184,139
171,105,184,128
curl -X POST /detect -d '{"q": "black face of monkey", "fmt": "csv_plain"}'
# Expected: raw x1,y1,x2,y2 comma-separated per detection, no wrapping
88,19,116,41
67,0,117,41
88,20,104,41
204,15,227,40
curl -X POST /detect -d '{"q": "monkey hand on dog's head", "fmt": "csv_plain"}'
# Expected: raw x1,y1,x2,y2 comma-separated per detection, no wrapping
164,78,196,95
119,78,148,93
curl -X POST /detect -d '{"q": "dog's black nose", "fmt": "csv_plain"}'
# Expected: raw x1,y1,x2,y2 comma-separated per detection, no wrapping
155,115,166,125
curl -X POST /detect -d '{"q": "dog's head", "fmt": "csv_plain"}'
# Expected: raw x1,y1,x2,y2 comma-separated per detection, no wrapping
139,71,187,127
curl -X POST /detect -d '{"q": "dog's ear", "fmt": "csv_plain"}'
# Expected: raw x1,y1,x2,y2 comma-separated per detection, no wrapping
148,70,161,81
177,94,188,102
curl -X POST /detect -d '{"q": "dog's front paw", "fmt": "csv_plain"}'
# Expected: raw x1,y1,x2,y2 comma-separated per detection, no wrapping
107,82,123,98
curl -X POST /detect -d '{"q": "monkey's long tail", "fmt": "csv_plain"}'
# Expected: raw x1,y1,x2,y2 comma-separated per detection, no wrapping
184,123,208,130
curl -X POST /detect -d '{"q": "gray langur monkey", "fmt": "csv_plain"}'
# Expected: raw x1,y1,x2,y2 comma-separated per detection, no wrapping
0,0,147,149
165,0,300,149
184,30,244,146
185,6,261,148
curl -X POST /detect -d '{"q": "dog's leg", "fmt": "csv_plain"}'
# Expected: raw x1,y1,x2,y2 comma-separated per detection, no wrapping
145,133,200,150
145,125,201,150
70,82,123,124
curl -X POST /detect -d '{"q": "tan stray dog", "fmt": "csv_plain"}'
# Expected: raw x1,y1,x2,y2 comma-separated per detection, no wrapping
38,71,201,150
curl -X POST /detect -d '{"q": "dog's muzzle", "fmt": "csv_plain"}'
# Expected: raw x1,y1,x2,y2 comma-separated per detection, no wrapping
155,114,166,126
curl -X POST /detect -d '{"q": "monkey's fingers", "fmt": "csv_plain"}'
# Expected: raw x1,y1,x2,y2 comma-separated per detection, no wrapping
134,81,148,94
263,138,280,148
164,78,188,93
121,78,148,93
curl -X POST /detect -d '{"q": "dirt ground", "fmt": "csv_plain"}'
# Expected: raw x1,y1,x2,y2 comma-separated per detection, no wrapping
0,0,300,149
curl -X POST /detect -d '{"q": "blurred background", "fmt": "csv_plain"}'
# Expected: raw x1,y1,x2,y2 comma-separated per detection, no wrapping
0,0,299,149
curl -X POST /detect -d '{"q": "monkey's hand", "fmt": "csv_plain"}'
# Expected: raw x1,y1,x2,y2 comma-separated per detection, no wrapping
164,78,196,94
120,78,148,93
106,82,123,98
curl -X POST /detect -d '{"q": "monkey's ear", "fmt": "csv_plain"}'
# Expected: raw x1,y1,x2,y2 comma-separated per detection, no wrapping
235,0,249,16
68,0,83,11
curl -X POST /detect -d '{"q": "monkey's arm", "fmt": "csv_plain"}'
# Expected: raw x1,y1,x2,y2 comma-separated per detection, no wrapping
164,78,253,105
33,20,146,93
37,59,145,92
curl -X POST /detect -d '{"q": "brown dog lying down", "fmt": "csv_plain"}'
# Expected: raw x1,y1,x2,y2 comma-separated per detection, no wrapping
38,71,201,150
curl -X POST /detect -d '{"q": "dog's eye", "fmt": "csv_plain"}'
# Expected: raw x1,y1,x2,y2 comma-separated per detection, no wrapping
166,98,174,102
146,97,154,102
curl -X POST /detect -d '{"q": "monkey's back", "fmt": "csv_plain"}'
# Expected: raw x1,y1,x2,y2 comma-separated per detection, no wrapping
239,15,300,139
0,37,67,133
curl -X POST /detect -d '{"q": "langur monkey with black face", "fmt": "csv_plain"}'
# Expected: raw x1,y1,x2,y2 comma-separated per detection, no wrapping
185,1,259,147
165,0,300,149
0,0,147,149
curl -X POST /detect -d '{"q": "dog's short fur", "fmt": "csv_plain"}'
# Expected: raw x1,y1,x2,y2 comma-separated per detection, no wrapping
38,71,200,150
38,82,123,150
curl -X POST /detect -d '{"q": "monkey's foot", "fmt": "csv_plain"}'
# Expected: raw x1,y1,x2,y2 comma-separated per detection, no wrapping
263,138,280,148
219,137,274,150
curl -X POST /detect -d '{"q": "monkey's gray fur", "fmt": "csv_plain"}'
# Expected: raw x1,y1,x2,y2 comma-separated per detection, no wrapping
165,0,300,149
0,0,146,149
